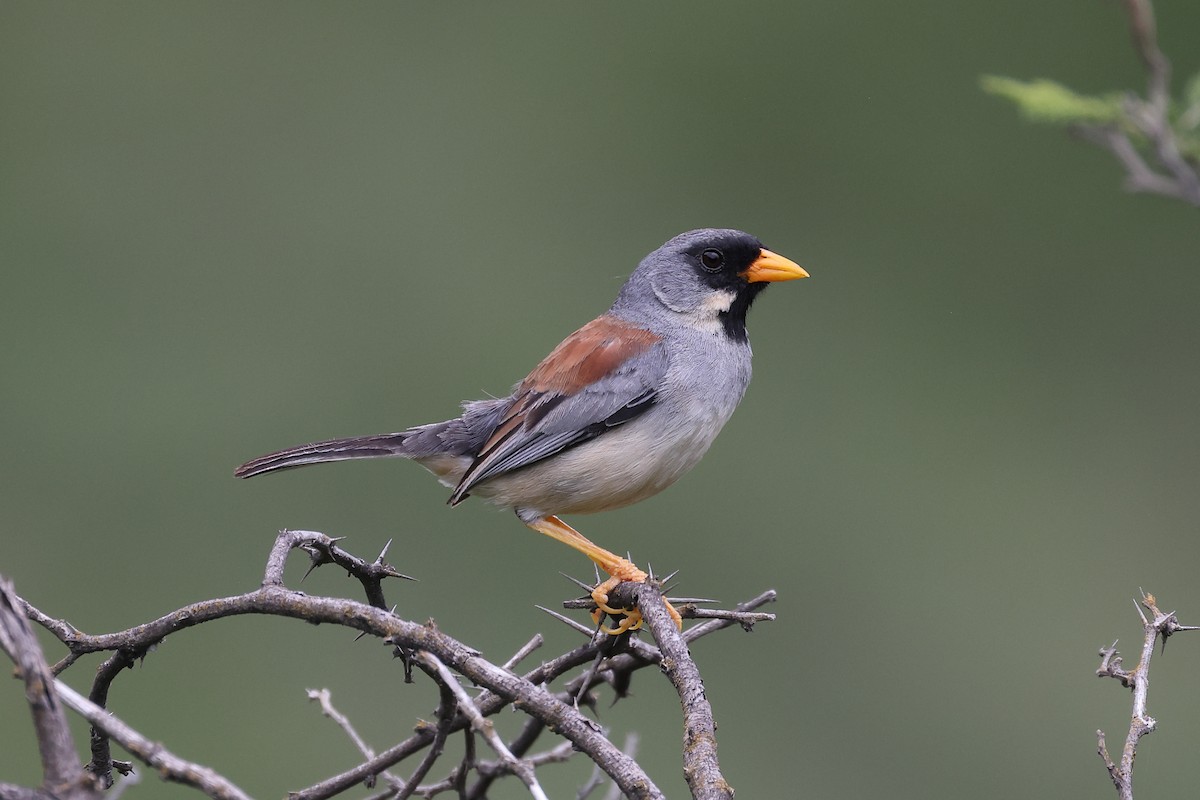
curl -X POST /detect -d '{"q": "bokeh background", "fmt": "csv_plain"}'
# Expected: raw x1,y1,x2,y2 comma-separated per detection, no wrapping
3,3,1200,798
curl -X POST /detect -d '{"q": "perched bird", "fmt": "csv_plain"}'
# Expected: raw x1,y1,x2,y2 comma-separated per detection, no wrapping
236,228,807,633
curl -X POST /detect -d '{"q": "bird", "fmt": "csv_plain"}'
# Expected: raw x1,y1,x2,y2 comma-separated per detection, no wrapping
235,228,807,634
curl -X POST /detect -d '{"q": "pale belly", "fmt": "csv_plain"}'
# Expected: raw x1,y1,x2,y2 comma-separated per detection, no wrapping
478,390,741,516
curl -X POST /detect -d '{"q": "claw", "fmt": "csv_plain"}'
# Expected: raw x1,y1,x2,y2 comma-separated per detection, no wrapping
591,606,643,635
590,575,645,634
591,575,680,634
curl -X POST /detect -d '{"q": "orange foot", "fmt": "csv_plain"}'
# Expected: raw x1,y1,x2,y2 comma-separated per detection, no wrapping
523,515,683,635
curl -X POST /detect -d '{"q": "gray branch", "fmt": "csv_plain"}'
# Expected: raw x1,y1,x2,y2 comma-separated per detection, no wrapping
1071,0,1200,206
5,528,775,799
1095,591,1199,799
638,583,732,800
0,578,97,800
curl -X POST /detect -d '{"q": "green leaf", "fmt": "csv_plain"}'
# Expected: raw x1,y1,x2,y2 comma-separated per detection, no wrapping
981,76,1123,124
1178,72,1200,135
1185,72,1200,111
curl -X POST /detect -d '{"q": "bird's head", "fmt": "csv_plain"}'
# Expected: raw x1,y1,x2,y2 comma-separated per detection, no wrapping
612,228,808,341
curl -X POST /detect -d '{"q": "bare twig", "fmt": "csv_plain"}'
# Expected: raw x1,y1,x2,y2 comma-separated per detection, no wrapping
638,582,733,800
391,679,456,800
86,649,138,787
10,529,775,800
470,741,575,791
465,717,549,800
406,740,574,799
415,651,550,800
678,605,775,630
0,578,97,800
1071,0,1200,205
307,688,392,785
20,531,664,800
1072,123,1199,200
289,623,649,800
1095,591,1199,799
502,634,545,671
292,728,438,800
1122,0,1168,104
579,733,639,800
264,529,415,609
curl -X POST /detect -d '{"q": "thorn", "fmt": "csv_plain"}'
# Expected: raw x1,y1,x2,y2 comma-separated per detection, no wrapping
535,605,594,636
381,567,418,581
560,572,595,592
376,538,394,562
660,569,681,584
666,596,718,605
1133,597,1149,625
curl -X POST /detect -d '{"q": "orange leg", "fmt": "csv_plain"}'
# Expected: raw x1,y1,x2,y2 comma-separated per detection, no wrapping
524,515,682,634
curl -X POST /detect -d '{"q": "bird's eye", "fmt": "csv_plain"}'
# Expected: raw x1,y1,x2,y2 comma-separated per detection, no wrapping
700,248,724,272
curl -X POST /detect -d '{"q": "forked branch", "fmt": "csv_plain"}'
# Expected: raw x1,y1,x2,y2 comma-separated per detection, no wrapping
1095,591,1198,800
3,529,776,800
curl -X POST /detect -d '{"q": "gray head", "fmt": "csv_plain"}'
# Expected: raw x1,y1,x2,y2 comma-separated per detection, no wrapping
609,228,807,342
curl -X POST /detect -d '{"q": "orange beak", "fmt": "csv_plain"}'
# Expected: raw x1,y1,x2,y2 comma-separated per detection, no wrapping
741,248,809,283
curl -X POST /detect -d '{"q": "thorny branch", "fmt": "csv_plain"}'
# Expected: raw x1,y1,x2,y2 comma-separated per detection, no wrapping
639,583,731,800
1070,0,1200,206
1095,591,1198,800
415,651,550,800
0,577,96,800
2,528,776,800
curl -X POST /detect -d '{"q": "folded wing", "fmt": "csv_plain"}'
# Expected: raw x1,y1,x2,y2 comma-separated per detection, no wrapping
449,315,667,504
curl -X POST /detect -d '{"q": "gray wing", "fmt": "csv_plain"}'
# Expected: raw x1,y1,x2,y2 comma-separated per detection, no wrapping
447,342,669,505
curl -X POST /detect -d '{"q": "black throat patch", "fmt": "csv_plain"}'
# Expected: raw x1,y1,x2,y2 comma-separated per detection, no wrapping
718,281,767,342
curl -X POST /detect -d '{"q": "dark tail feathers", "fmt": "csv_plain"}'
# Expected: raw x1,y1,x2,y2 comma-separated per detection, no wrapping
234,432,413,478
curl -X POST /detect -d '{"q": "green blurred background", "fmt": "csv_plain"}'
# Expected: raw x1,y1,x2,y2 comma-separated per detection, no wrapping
3,3,1199,798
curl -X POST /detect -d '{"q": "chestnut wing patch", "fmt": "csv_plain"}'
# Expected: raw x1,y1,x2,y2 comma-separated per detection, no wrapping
448,316,665,505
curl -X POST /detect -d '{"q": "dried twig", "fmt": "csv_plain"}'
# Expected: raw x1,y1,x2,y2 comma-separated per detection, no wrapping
307,687,404,794
415,651,550,800
308,688,379,762
0,578,96,800
7,529,775,800
502,634,545,670
1,573,256,800
579,733,639,800
1071,0,1200,205
17,530,666,800
1095,591,1199,799
639,582,733,800
391,678,456,800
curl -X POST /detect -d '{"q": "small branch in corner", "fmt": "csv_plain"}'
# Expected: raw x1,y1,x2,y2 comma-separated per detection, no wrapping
1095,591,1198,800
